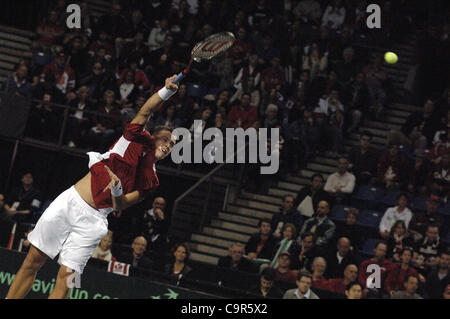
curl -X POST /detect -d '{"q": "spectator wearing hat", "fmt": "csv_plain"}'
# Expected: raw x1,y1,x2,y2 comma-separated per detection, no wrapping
218,242,255,273
274,251,298,283
409,195,445,237
283,270,320,299
327,264,359,295
377,143,409,190
384,247,421,297
424,249,450,299
379,192,413,240
391,275,423,299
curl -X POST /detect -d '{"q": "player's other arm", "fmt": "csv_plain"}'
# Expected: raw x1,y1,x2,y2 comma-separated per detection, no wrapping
130,75,179,126
103,166,142,211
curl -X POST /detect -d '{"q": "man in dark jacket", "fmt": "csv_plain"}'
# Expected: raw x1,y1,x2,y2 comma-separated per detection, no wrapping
218,242,256,273
348,131,379,185
117,236,153,269
325,237,358,279
424,250,450,299
297,200,336,254
271,195,303,238
293,174,330,217
245,219,278,261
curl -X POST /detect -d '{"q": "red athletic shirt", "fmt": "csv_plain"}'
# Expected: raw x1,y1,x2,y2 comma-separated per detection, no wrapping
89,123,159,209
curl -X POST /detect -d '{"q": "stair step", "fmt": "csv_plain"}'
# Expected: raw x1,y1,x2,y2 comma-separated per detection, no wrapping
218,212,260,226
203,226,251,242
0,24,35,38
235,198,280,213
364,120,401,131
0,54,21,64
240,191,283,204
0,47,25,59
189,242,228,257
0,39,30,51
268,187,297,198
349,133,386,145
313,156,339,166
390,103,422,113
0,31,32,45
0,61,15,70
306,162,336,173
227,204,273,220
276,181,302,192
189,251,218,265
299,169,330,179
358,127,389,137
191,233,237,248
385,109,410,118
211,219,258,234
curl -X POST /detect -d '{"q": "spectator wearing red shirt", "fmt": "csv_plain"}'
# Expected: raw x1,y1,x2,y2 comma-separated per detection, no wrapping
36,10,65,45
377,143,409,189
384,247,423,297
358,241,393,297
227,93,258,130
119,60,151,92
311,257,329,290
88,31,114,62
327,264,359,295
228,26,253,72
40,51,76,96
260,56,285,92
274,251,298,283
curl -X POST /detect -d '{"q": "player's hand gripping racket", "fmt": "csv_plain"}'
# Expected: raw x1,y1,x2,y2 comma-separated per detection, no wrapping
173,32,235,84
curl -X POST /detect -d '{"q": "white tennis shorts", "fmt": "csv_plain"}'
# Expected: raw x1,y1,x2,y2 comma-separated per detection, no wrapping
27,186,109,274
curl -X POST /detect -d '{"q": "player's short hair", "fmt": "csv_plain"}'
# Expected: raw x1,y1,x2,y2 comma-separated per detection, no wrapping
153,125,174,136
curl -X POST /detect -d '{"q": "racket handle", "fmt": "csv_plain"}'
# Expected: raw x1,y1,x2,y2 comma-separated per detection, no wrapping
173,72,185,84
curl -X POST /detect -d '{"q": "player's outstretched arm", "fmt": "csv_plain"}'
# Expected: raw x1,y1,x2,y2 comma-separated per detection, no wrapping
131,75,179,126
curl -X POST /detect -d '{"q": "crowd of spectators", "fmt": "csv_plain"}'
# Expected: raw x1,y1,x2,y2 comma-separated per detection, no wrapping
1,0,450,299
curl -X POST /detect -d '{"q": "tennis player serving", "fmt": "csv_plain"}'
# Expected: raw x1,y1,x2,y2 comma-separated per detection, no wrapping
6,75,179,299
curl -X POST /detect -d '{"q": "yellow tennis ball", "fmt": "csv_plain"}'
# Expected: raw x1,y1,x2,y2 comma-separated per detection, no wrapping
384,52,398,64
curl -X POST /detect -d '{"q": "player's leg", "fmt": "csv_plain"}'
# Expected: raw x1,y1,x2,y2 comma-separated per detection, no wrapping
48,265,75,299
6,245,48,299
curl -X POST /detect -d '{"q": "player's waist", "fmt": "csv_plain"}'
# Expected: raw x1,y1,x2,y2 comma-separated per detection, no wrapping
71,186,113,217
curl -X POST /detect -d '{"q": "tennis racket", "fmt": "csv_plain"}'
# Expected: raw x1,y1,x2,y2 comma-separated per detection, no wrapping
173,32,235,84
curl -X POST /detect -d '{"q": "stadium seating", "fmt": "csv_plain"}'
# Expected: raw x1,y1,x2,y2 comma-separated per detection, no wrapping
351,185,385,210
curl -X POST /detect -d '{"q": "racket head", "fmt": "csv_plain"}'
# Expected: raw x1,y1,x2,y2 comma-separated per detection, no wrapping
191,32,235,62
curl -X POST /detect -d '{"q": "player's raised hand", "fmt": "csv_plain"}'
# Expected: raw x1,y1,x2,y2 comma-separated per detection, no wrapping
165,75,179,92
103,165,120,193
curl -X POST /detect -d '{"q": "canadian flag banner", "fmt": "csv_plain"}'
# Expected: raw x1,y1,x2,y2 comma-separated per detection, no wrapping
107,261,130,277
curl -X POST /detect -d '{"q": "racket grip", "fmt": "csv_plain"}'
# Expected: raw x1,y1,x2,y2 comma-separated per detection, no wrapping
173,72,185,84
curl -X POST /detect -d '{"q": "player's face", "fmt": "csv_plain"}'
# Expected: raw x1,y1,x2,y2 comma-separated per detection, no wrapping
154,130,176,160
